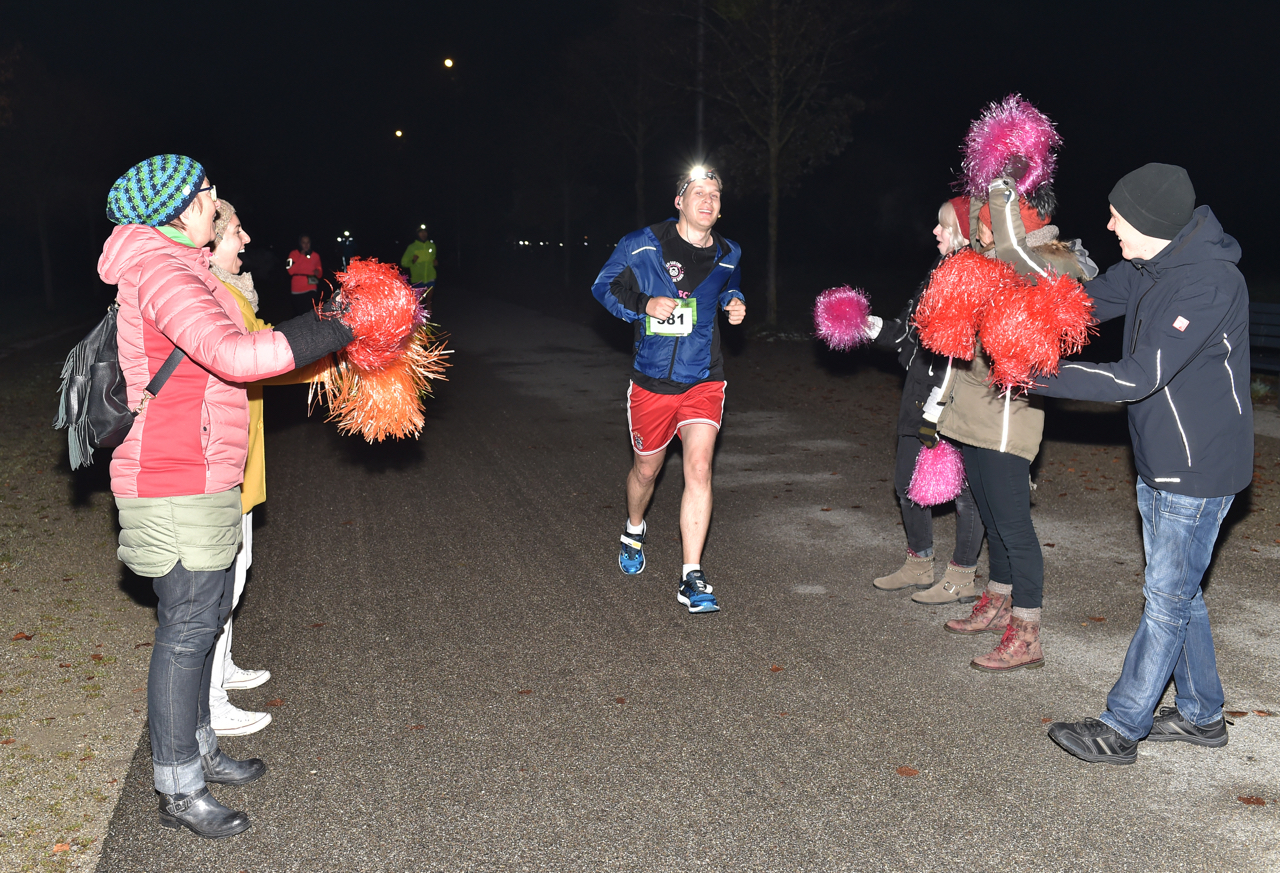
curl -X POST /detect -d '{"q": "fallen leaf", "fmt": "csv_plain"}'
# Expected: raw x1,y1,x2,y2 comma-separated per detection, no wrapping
517,689,532,695
133,642,152,649
58,663,72,668
11,632,32,641
0,738,14,745
91,653,103,661
1254,710,1274,717
821,507,832,511
1239,796,1266,806
1226,710,1249,718
1041,718,1052,724
131,687,144,693
896,766,919,777
409,724,425,730
615,697,626,705
309,623,326,628
264,698,284,707
769,665,785,673
1088,616,1106,623
340,520,355,525
52,843,71,854
1043,543,1056,548
62,576,72,581
107,779,117,784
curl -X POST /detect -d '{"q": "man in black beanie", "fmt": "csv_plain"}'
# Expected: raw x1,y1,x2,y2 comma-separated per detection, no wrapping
1032,163,1252,764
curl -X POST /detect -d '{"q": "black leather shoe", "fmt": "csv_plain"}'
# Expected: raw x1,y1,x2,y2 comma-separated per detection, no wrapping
157,787,251,838
202,749,268,785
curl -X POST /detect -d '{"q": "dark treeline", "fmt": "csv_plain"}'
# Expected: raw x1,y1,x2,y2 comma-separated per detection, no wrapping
0,1,1271,335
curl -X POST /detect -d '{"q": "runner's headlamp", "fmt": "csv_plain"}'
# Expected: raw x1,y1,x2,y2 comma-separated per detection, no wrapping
677,166,718,197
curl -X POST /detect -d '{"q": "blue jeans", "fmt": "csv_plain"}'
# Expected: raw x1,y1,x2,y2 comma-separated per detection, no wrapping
148,561,234,794
1100,481,1234,741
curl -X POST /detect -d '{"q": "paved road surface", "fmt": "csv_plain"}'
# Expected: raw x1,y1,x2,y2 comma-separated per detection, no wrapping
95,292,1280,872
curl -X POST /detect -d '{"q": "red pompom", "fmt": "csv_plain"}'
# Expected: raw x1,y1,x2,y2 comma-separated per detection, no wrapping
913,250,1020,360
334,258,424,371
979,270,1095,392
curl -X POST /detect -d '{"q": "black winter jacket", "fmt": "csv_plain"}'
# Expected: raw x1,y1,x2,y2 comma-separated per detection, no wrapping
873,258,950,437
1033,206,1252,497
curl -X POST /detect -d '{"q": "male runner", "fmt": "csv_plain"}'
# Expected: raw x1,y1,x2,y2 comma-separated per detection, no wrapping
591,166,745,614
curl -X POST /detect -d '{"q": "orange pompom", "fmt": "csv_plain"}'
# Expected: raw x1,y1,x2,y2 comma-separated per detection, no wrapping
334,258,423,371
310,325,452,442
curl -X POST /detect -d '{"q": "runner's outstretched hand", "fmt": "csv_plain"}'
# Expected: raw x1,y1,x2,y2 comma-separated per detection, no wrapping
724,298,746,325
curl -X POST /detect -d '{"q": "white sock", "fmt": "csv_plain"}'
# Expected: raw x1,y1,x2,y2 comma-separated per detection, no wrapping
683,563,700,579
626,519,645,536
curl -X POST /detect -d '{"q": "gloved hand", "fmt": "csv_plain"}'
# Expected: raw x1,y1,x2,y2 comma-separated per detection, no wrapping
917,424,939,449
864,315,883,339
273,309,354,369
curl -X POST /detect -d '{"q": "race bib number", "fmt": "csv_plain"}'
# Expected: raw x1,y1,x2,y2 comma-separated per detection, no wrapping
647,298,697,336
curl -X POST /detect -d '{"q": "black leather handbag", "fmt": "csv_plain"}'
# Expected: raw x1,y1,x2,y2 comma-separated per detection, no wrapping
54,303,185,470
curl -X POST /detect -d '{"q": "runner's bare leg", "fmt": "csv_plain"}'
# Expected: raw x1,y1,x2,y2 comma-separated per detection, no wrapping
677,423,717,564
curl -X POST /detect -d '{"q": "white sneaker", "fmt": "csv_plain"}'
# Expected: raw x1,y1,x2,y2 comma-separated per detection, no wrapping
223,665,271,691
211,700,273,737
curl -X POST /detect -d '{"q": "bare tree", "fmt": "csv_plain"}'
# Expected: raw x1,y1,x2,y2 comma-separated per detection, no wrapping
704,0,895,325
567,5,683,228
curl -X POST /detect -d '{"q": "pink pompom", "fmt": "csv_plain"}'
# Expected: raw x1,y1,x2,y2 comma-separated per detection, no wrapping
961,93,1061,199
814,285,873,351
908,440,966,507
913,249,1020,360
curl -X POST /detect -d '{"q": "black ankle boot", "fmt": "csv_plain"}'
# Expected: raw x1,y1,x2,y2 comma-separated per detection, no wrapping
202,749,267,785
157,786,251,838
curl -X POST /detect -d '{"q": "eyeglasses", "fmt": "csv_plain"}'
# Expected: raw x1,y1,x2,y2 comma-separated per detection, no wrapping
194,183,217,201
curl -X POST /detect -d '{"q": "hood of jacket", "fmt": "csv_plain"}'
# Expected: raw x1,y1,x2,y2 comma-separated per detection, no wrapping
99,224,211,287
1135,205,1239,276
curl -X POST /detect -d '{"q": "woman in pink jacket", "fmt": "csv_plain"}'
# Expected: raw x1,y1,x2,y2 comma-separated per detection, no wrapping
100,155,352,839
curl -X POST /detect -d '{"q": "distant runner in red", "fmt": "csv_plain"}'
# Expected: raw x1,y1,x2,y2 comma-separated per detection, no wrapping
286,234,323,315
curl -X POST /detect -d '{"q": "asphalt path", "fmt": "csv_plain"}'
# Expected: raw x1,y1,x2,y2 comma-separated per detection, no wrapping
95,291,1280,872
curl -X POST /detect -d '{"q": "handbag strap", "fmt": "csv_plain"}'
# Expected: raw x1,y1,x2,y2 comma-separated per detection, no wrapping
144,347,187,397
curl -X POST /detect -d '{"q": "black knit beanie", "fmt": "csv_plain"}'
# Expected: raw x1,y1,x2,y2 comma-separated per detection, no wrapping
1108,163,1195,240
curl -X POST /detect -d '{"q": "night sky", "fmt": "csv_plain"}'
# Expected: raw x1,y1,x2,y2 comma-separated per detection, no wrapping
2,0,1272,312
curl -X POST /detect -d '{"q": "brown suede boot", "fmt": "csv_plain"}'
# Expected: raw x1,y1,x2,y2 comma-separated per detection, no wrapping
873,552,934,591
970,614,1044,671
943,585,1011,635
912,563,980,604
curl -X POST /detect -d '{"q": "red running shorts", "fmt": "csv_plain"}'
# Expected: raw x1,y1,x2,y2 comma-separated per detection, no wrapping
626,380,725,455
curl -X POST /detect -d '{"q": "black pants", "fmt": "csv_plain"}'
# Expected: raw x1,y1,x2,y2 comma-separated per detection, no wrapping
290,289,321,316
892,434,984,566
960,443,1043,609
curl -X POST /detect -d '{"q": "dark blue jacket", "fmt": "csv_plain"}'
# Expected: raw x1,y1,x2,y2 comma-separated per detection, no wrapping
1033,206,1252,497
592,221,743,387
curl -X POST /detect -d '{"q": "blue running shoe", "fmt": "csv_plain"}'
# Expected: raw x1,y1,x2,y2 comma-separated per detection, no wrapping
619,528,646,575
678,570,720,614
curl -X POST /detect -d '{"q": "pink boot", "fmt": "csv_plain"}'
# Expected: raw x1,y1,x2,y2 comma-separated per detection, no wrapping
943,587,1011,635
970,615,1044,672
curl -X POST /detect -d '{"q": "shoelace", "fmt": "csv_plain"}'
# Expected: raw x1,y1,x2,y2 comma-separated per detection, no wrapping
990,622,1019,655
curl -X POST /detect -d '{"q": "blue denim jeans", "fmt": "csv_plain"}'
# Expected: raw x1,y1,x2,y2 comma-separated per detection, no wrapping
1100,481,1234,741
148,561,234,794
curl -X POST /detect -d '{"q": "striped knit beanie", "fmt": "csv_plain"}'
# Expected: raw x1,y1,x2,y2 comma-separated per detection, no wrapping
105,155,205,226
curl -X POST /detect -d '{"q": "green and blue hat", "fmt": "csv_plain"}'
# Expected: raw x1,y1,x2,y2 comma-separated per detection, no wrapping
105,155,205,226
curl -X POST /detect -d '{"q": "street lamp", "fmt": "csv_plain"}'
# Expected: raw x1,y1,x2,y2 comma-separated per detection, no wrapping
443,58,454,68
395,130,403,137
